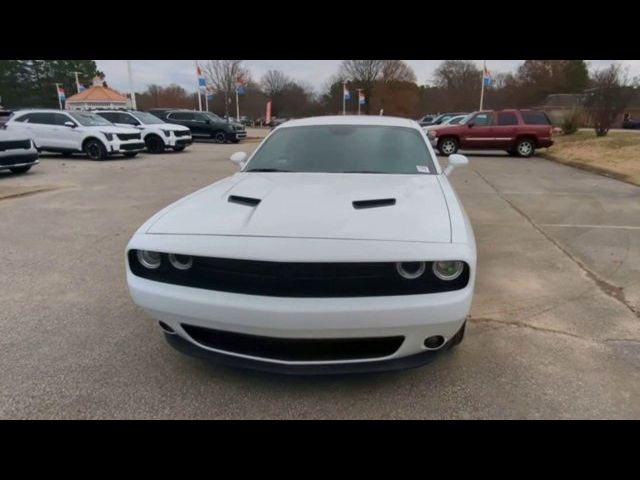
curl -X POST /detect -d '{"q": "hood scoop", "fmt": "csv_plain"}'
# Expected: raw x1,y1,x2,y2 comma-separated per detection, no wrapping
228,195,261,207
352,198,396,209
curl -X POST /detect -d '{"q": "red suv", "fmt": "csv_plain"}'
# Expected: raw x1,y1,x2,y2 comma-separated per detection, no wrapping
426,109,554,157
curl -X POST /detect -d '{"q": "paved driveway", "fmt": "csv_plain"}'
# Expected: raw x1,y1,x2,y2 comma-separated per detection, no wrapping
0,146,638,419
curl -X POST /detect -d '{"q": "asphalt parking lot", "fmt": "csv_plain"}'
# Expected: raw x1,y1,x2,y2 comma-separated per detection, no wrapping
1,142,639,419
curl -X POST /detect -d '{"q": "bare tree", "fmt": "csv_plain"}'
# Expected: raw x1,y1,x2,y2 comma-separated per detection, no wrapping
432,60,482,110
585,64,636,136
381,60,416,83
202,60,250,117
261,69,292,97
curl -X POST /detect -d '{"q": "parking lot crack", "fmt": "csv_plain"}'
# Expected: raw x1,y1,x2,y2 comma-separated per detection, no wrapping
468,316,587,341
472,168,639,319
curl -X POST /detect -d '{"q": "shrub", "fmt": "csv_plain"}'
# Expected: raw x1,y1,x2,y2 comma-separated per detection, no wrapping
561,108,582,135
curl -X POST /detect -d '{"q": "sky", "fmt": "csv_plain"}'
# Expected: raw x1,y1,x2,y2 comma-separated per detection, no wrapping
95,60,640,95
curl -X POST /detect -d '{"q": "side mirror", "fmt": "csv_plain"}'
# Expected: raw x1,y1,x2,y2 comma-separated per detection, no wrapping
444,154,468,176
230,151,248,168
467,121,474,128
64,121,76,128
204,119,210,124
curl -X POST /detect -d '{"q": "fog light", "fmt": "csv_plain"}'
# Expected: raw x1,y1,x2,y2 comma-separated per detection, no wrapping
432,261,464,281
424,336,445,349
396,261,426,279
137,250,161,269
169,253,193,270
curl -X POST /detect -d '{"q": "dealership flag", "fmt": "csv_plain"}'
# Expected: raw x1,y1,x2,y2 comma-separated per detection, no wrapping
343,84,351,100
197,63,206,88
57,86,66,101
359,90,365,105
483,64,492,87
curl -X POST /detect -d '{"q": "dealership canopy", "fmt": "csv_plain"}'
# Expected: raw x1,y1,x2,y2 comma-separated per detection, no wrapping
64,76,129,110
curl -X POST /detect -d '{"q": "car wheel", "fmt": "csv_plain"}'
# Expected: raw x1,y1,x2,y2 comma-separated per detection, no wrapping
213,130,227,144
145,135,165,154
84,139,107,160
172,145,186,152
449,321,466,348
123,152,138,158
9,166,31,174
515,138,535,157
437,137,459,156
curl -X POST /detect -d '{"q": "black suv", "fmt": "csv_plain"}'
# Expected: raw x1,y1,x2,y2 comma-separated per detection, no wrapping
148,109,246,143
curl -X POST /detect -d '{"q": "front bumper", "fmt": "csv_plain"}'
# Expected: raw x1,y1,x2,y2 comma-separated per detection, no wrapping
165,133,193,148
109,140,146,154
0,152,39,170
230,130,247,140
126,235,475,372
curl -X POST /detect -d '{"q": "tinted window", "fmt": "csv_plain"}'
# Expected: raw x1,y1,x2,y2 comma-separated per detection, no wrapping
245,125,435,175
97,112,121,123
25,113,57,124
68,112,112,126
497,112,518,126
12,113,31,122
521,111,551,125
52,113,74,126
168,112,195,121
472,113,493,126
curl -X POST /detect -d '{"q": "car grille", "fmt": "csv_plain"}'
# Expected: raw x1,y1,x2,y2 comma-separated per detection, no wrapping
173,130,190,137
128,252,470,297
0,139,31,151
116,133,141,141
181,324,404,361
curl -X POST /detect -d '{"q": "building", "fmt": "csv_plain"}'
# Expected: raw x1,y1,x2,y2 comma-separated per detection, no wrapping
64,75,130,111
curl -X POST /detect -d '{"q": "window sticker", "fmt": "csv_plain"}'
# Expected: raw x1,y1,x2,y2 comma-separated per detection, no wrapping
416,165,430,173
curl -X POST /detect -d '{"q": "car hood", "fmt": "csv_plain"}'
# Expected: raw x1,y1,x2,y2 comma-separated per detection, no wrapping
146,173,452,243
160,123,191,131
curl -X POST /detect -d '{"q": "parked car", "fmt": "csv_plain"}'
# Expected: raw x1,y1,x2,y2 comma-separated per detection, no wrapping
440,114,468,126
622,117,640,129
427,109,554,157
153,110,246,143
125,115,476,374
269,117,290,129
0,129,39,174
421,112,469,127
418,114,436,126
95,110,192,153
5,110,145,160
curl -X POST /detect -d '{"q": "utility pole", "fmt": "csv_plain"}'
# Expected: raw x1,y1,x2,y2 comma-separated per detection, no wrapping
126,61,137,110
72,71,82,93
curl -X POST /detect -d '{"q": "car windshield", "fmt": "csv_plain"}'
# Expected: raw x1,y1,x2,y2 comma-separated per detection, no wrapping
132,111,166,125
245,125,436,175
457,114,472,125
68,112,112,126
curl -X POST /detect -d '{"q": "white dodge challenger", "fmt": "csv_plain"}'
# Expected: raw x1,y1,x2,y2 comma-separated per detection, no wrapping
126,116,476,374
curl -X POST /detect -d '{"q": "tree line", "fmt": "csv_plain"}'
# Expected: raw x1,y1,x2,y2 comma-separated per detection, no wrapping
1,60,637,135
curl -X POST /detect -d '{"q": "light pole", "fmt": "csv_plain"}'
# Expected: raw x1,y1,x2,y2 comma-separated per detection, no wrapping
357,89,363,115
126,60,137,110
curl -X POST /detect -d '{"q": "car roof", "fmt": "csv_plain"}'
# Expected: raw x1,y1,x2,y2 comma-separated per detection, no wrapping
278,115,419,129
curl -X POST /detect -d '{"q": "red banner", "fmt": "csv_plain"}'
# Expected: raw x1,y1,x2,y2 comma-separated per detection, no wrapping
266,101,272,124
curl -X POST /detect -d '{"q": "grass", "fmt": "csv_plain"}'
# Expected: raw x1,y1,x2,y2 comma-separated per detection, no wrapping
541,131,640,186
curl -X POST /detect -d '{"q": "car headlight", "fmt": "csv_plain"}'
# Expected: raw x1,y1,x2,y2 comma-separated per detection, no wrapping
162,130,172,137
432,261,464,281
102,132,114,141
136,250,162,269
168,253,193,270
396,261,426,279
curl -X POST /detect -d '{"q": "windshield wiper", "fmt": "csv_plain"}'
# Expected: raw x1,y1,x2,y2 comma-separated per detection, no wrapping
245,168,291,172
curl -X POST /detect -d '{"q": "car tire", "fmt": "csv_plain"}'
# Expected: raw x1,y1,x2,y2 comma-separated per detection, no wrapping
212,130,227,144
172,145,186,152
84,139,108,160
145,135,165,154
449,321,466,348
437,137,459,156
515,138,535,158
9,166,31,174
123,152,138,158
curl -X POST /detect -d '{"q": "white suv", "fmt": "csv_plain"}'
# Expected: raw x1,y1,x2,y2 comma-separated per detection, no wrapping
5,110,145,160
94,110,192,154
